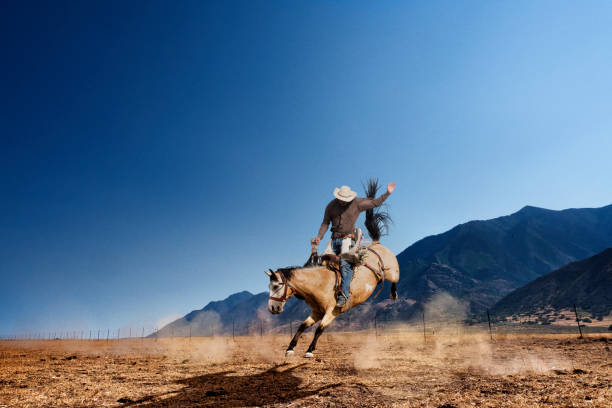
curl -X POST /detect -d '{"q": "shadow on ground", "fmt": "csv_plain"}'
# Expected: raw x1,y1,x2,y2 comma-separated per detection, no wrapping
118,363,341,407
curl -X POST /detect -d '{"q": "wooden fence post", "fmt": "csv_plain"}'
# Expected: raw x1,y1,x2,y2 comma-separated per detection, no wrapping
422,312,426,343
374,315,378,338
573,304,583,339
487,310,493,341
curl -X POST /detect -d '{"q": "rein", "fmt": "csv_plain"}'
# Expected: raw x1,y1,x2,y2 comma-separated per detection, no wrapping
269,272,295,302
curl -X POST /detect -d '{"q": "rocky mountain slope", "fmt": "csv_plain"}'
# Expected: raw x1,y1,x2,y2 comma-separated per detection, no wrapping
491,247,612,318
395,204,612,313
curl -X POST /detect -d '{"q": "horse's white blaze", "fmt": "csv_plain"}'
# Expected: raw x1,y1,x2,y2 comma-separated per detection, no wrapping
267,281,288,313
268,282,285,299
268,299,283,309
365,283,374,292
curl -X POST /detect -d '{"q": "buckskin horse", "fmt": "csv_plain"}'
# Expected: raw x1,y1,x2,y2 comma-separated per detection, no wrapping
266,180,400,358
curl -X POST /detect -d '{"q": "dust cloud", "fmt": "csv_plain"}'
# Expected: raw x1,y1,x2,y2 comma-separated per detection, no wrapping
421,292,569,375
350,291,569,375
353,333,381,370
185,311,222,336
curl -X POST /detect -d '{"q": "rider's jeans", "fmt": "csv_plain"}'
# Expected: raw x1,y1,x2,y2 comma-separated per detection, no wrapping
332,238,353,299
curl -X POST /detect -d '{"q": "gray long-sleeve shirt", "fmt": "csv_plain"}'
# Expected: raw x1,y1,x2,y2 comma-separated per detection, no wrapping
316,192,390,240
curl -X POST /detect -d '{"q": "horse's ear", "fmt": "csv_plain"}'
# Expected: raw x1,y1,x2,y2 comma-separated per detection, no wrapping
265,270,273,277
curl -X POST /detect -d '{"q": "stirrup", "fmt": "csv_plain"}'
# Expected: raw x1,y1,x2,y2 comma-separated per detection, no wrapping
336,292,349,307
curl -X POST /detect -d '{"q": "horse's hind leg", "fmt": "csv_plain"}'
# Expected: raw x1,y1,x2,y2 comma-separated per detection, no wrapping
286,312,322,356
390,282,398,300
304,311,338,358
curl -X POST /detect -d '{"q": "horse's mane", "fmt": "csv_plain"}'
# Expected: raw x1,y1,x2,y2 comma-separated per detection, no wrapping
279,265,321,280
362,178,392,241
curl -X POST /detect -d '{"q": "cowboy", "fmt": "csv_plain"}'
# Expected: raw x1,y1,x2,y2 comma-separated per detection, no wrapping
313,182,396,307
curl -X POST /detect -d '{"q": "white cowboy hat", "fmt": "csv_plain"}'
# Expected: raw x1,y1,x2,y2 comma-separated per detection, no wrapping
333,185,357,202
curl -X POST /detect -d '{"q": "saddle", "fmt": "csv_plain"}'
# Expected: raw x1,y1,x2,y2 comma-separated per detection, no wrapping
305,233,387,299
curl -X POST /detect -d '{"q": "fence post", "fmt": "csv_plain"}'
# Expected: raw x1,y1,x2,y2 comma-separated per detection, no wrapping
374,315,378,338
260,320,263,338
573,304,583,339
487,310,493,341
422,312,426,343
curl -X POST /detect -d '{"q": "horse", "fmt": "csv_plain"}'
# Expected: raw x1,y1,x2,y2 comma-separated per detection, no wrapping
265,177,399,358
265,241,399,357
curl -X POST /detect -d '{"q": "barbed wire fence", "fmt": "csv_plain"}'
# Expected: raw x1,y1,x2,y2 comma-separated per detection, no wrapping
1,305,610,342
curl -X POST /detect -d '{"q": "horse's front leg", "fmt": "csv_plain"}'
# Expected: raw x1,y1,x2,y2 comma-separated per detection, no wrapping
304,310,338,358
286,312,322,356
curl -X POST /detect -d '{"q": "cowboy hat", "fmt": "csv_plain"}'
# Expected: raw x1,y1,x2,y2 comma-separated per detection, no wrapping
333,185,357,202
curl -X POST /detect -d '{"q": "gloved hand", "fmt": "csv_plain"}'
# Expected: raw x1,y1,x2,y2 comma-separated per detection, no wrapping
310,238,320,254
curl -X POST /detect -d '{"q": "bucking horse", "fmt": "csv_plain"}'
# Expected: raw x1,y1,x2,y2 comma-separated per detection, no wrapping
265,180,400,358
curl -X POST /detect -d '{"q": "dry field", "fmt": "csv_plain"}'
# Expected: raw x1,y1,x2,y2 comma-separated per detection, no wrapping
1,330,611,407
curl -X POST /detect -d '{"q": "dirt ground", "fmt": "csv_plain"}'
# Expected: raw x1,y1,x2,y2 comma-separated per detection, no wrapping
1,330,611,407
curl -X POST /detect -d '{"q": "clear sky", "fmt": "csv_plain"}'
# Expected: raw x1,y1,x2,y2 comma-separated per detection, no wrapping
2,1,612,335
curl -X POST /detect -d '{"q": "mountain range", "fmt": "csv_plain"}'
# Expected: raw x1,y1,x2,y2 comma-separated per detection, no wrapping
155,204,612,336
394,204,612,314
491,247,612,318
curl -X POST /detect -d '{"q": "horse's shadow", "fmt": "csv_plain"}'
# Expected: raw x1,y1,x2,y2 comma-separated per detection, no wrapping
119,363,341,407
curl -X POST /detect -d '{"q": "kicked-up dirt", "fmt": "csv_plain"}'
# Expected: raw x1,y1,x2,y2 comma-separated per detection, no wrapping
1,330,611,407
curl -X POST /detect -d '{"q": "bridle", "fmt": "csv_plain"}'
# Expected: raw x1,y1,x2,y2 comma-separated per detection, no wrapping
268,270,295,302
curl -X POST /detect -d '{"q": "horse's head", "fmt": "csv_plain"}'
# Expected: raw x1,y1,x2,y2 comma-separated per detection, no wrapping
265,268,295,315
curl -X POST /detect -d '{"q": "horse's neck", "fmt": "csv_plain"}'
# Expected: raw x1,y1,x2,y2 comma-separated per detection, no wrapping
289,266,334,298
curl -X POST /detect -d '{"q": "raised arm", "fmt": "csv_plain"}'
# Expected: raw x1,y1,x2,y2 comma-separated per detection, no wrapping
357,182,396,211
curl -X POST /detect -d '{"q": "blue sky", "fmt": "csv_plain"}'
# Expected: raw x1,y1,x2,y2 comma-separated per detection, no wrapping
2,1,612,335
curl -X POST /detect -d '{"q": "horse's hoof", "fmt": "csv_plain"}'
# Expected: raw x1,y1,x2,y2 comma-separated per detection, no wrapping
285,350,294,357
304,352,314,358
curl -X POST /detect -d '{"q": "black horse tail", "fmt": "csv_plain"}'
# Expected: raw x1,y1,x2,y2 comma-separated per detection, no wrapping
363,178,392,242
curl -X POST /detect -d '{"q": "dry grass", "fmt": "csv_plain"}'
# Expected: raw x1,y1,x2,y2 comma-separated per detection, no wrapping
1,330,611,407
